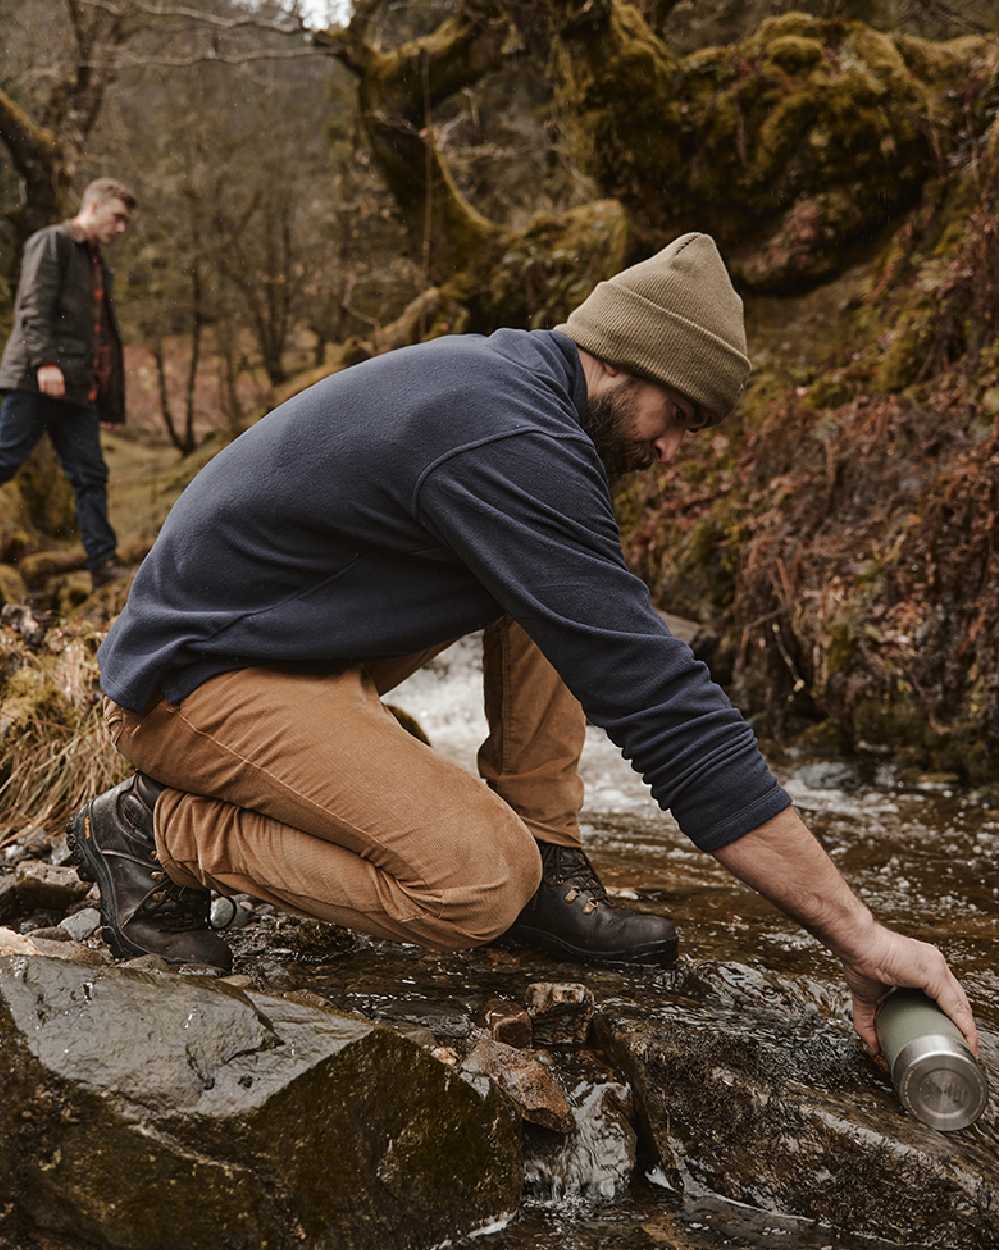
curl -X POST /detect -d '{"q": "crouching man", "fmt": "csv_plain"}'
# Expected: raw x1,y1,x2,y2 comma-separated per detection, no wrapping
71,234,977,1058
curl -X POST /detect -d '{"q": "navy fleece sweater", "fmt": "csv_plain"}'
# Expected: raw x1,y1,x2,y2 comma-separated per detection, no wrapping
99,329,789,851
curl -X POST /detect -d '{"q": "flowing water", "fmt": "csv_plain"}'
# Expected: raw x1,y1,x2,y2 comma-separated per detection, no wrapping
230,636,998,1250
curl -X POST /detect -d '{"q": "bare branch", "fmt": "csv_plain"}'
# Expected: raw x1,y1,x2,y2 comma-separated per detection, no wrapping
77,0,307,35
75,47,324,70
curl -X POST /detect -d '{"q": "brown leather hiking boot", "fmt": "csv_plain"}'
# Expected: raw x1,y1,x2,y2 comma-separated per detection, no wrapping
67,774,232,971
505,842,677,968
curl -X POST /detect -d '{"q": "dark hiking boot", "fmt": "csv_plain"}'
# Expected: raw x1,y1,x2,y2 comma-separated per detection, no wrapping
90,560,130,592
505,841,677,968
67,774,232,971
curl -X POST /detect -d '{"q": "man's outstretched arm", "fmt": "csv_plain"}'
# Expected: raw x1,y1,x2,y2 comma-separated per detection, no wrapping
713,806,978,1056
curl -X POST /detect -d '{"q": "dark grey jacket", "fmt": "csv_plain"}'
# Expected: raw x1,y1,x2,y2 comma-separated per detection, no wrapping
0,221,126,424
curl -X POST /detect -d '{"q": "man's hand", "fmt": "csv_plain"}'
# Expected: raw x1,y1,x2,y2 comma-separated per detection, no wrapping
37,364,66,398
841,924,978,1058
713,807,978,1056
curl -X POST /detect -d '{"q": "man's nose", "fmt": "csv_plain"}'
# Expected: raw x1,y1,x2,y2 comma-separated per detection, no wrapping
654,429,685,463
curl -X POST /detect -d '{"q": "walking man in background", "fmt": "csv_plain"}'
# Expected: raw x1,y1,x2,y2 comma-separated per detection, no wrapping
0,177,134,591
74,233,977,1061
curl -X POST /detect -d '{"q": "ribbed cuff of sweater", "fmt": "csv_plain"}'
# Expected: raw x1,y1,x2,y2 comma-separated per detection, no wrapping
679,783,792,853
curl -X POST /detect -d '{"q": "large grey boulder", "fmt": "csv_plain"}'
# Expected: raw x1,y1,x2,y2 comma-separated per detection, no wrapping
0,954,521,1250
595,972,997,1249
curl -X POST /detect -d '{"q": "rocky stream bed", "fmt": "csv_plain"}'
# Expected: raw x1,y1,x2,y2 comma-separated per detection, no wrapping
1,636,996,1250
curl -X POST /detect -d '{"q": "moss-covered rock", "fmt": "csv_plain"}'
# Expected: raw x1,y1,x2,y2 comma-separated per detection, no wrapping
555,7,995,290
0,955,522,1250
17,436,76,538
0,562,26,606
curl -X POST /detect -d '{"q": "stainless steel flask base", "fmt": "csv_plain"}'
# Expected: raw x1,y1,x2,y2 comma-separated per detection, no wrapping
893,1034,989,1132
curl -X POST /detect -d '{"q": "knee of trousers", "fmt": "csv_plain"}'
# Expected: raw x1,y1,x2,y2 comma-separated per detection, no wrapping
67,466,109,490
440,818,542,949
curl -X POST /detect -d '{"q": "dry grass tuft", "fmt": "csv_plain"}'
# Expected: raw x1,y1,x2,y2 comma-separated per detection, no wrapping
0,621,128,841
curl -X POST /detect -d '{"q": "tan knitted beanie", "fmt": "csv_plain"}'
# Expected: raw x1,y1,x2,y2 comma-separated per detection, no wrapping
556,233,750,421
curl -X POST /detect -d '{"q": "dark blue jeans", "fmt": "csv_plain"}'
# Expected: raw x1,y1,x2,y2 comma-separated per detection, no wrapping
0,389,117,571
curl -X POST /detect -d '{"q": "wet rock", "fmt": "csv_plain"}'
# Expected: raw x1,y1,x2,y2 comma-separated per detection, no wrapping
462,1039,574,1133
280,987,338,1010
672,957,848,1023
59,907,101,941
14,861,89,913
595,997,997,1247
397,1023,438,1049
124,953,171,974
209,895,253,930
1,954,521,1250
525,982,594,1046
0,927,39,956
20,913,66,935
25,925,72,942
0,874,18,922
375,997,472,1040
0,927,108,965
484,996,533,1047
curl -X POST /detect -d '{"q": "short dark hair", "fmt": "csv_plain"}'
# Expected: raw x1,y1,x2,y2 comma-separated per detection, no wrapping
80,178,137,213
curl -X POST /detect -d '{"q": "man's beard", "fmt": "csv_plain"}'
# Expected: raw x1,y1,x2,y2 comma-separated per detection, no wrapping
579,381,654,487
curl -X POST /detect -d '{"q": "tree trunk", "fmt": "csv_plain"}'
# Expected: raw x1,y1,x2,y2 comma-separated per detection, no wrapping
315,4,506,283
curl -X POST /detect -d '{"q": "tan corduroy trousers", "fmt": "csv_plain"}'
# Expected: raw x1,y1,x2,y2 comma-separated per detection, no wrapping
104,619,586,951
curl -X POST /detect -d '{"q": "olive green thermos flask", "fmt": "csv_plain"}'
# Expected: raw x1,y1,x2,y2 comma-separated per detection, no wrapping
876,989,989,1131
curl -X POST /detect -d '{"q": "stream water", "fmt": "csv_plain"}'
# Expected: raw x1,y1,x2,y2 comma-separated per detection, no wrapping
229,636,998,1250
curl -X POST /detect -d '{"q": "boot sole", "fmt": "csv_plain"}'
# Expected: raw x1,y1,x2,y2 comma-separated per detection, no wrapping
502,924,678,969
66,807,150,963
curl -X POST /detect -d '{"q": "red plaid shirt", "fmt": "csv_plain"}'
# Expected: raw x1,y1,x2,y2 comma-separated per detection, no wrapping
88,243,114,404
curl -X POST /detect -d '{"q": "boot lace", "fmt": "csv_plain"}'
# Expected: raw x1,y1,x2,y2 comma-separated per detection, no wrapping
138,879,211,932
541,844,609,912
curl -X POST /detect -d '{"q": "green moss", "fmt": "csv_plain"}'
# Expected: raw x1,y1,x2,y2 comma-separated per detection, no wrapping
804,374,853,410
845,26,910,81
0,564,26,606
874,307,935,392
792,718,853,755
755,13,825,42
895,33,993,86
557,8,990,293
478,199,629,330
764,35,824,73
17,440,75,539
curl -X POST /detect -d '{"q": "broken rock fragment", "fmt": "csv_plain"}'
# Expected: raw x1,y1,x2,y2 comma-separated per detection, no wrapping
462,1038,574,1133
525,982,594,1045
483,996,533,1047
